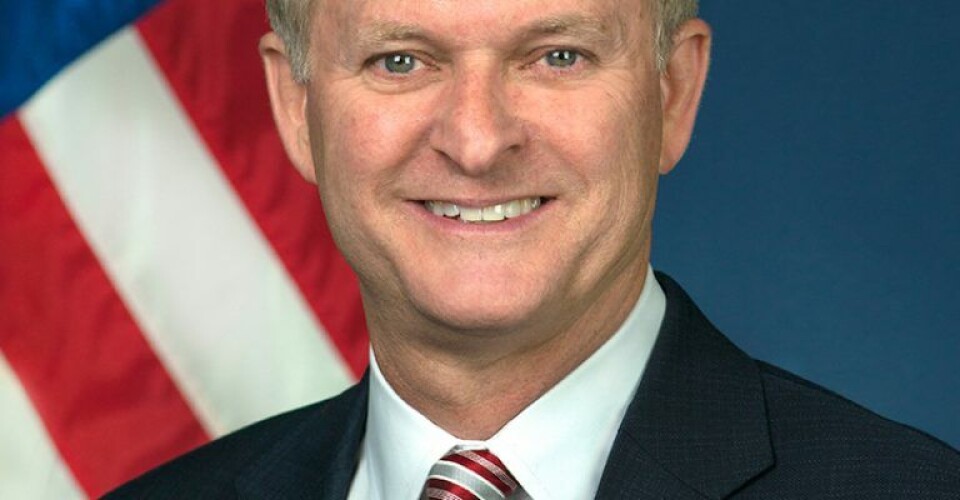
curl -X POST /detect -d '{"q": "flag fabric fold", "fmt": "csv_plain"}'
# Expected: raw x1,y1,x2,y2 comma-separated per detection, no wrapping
1,1,367,497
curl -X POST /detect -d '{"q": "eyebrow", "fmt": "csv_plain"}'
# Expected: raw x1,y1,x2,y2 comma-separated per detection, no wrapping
517,14,622,46
351,13,622,55
353,22,435,55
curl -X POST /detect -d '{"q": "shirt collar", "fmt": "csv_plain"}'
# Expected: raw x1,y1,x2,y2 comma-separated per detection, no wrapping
363,266,665,500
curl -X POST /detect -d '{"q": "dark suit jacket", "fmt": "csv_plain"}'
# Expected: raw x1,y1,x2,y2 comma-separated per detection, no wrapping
107,273,960,499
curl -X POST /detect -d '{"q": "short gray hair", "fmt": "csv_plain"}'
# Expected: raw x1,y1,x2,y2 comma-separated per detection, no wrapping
655,0,699,71
266,0,699,82
265,0,314,82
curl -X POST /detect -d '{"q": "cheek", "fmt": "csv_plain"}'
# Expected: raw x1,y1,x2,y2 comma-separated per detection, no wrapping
527,83,661,250
528,84,658,184
315,90,431,198
308,88,436,261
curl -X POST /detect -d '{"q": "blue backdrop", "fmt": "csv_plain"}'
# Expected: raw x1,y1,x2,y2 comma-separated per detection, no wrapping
654,2,959,448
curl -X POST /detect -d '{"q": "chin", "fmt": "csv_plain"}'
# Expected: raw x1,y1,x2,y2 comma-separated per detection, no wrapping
414,290,547,335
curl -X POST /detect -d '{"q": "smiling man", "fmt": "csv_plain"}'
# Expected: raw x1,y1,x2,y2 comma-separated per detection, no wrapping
108,0,960,499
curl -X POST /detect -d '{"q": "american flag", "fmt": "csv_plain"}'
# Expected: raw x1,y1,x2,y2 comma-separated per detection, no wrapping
1,1,368,497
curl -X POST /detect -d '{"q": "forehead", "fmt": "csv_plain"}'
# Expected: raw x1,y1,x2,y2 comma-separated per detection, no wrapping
317,0,651,45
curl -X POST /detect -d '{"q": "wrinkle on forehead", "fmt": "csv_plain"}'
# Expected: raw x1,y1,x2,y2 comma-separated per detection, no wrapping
351,12,626,53
320,0,649,22
319,0,650,64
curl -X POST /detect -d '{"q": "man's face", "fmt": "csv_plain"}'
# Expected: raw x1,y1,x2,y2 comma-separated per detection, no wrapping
277,0,703,336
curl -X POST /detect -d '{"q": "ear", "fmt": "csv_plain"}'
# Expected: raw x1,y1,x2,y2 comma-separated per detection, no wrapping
658,19,712,175
259,32,317,184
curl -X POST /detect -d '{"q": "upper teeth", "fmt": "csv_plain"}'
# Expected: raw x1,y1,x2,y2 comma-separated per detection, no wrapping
425,198,543,222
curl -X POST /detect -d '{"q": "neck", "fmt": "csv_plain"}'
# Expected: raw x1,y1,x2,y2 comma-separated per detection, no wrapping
368,262,649,440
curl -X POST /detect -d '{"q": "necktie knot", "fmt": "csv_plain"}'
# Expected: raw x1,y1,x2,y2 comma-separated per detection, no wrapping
422,446,521,500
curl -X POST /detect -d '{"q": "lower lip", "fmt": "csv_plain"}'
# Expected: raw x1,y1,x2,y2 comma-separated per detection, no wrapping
406,200,554,235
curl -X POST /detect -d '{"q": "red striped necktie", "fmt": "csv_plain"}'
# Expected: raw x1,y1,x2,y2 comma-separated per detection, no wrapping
422,446,522,500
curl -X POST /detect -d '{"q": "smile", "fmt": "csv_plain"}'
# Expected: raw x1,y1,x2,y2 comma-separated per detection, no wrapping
423,197,545,223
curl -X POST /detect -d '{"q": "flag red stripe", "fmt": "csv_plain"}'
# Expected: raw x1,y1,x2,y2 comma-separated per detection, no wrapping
0,116,211,497
135,0,369,377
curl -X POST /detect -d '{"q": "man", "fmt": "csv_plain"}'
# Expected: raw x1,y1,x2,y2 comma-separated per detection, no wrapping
109,0,960,498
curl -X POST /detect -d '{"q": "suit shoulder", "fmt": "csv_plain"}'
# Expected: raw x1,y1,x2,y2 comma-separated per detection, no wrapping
753,361,960,496
105,385,358,499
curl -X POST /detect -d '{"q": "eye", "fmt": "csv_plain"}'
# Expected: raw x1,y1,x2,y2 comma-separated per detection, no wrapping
381,53,421,74
543,49,581,69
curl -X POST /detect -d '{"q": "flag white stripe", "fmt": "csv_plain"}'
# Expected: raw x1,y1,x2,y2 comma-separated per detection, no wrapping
0,352,87,500
20,28,353,436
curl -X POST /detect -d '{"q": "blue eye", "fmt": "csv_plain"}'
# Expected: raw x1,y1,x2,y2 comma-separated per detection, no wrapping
383,53,418,74
544,49,580,68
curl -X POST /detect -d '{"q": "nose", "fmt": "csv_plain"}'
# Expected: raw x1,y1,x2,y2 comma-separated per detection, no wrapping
429,62,526,176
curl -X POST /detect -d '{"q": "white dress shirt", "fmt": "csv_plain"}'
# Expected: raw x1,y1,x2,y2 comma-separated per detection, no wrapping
348,267,666,500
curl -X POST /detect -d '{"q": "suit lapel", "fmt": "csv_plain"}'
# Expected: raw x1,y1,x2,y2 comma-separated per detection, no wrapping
229,273,772,499
235,373,369,500
598,273,774,499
